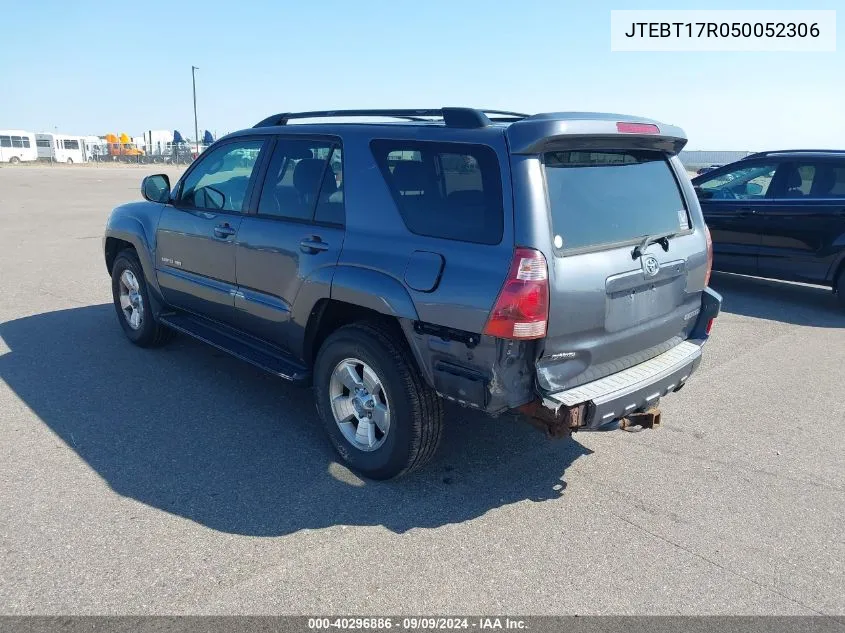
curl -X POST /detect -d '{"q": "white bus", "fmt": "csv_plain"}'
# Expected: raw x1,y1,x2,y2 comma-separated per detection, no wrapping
0,130,37,163
35,133,87,164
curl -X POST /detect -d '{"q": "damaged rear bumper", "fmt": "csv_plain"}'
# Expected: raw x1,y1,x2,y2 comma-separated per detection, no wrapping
544,339,703,430
523,287,721,434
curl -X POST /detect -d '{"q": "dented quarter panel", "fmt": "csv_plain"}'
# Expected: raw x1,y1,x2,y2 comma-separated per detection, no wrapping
400,319,535,413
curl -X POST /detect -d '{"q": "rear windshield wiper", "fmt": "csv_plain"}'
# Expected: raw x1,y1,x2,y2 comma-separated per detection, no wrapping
632,232,675,260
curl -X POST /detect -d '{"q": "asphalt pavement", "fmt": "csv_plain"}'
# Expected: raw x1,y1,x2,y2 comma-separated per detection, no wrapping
1,165,843,615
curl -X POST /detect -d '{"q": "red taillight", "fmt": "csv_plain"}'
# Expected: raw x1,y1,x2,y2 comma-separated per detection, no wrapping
616,122,659,134
704,224,713,286
705,318,715,335
483,248,549,340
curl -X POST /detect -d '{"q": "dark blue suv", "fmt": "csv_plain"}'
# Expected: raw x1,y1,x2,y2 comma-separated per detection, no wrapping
104,108,720,479
692,150,845,305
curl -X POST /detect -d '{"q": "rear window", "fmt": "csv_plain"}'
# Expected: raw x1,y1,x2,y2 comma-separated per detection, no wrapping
544,150,688,252
370,139,503,245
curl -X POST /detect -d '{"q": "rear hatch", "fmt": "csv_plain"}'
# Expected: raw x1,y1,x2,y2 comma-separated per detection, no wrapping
506,115,708,393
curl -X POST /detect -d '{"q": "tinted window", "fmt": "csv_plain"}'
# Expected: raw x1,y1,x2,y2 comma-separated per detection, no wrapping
790,161,845,199
63,139,79,150
0,136,11,148
544,150,687,251
315,147,344,224
36,139,51,148
257,138,342,223
179,140,264,212
21,137,31,148
11,136,23,148
696,162,777,200
370,140,503,245
826,165,845,197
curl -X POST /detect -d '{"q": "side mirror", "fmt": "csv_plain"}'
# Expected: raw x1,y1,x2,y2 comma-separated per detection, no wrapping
746,182,763,196
141,174,171,203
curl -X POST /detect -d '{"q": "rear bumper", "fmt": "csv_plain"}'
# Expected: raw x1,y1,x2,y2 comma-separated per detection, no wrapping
545,339,703,429
543,287,721,430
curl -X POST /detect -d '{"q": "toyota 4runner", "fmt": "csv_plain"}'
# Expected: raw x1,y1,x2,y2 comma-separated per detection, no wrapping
103,107,722,479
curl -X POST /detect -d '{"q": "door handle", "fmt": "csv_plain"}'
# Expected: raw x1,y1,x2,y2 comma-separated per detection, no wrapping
213,224,236,239
300,237,329,253
736,208,757,216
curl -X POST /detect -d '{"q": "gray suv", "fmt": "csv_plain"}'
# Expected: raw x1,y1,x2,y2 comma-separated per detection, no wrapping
103,108,721,479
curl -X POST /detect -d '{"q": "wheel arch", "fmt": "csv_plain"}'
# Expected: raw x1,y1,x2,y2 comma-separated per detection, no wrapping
104,204,163,297
827,245,845,291
301,266,434,388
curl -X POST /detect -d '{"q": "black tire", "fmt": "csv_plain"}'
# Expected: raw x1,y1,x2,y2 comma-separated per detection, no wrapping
9,156,19,164
111,249,173,347
314,322,444,480
67,158,73,164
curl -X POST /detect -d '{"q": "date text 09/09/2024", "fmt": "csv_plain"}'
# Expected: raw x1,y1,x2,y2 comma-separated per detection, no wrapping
624,22,820,38
307,617,528,630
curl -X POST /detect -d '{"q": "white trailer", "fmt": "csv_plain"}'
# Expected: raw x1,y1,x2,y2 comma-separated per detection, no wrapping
143,129,174,160
84,136,107,161
35,133,88,163
0,130,37,163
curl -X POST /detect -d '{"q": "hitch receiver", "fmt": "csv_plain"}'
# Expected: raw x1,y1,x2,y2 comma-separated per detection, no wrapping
619,407,662,431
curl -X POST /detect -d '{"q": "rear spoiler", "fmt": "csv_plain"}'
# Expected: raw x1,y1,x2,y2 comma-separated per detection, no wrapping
506,112,687,156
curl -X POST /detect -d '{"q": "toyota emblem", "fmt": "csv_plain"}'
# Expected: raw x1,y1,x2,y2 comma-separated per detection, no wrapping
642,255,660,277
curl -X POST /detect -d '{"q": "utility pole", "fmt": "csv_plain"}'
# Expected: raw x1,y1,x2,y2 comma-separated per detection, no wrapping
191,65,199,155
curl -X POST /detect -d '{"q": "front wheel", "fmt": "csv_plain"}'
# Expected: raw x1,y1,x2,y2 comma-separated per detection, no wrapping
9,156,19,164
111,249,173,347
314,323,443,479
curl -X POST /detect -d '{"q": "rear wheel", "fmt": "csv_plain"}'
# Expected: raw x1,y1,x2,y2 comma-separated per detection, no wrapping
110,249,173,347
314,323,443,479
67,158,73,164
9,156,19,164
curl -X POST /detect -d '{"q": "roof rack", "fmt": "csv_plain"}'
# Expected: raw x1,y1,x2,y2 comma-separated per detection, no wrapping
744,149,845,160
253,108,530,129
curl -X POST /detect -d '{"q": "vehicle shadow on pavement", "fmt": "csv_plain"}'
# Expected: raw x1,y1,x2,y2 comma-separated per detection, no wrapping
0,305,592,537
711,272,845,328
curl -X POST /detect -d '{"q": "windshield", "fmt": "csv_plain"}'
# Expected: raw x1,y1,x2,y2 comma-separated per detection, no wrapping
543,150,689,252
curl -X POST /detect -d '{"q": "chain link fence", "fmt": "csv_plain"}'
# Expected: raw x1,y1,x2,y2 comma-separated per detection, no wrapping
85,141,206,165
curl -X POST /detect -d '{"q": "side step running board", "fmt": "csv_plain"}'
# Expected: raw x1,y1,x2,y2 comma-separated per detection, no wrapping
159,313,310,383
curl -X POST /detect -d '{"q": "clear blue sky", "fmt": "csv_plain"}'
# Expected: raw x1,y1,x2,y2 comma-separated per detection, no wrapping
1,0,841,150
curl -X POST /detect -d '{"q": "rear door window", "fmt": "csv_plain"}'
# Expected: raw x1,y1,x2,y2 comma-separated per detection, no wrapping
370,140,503,245
780,161,845,199
257,138,343,224
544,150,689,252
